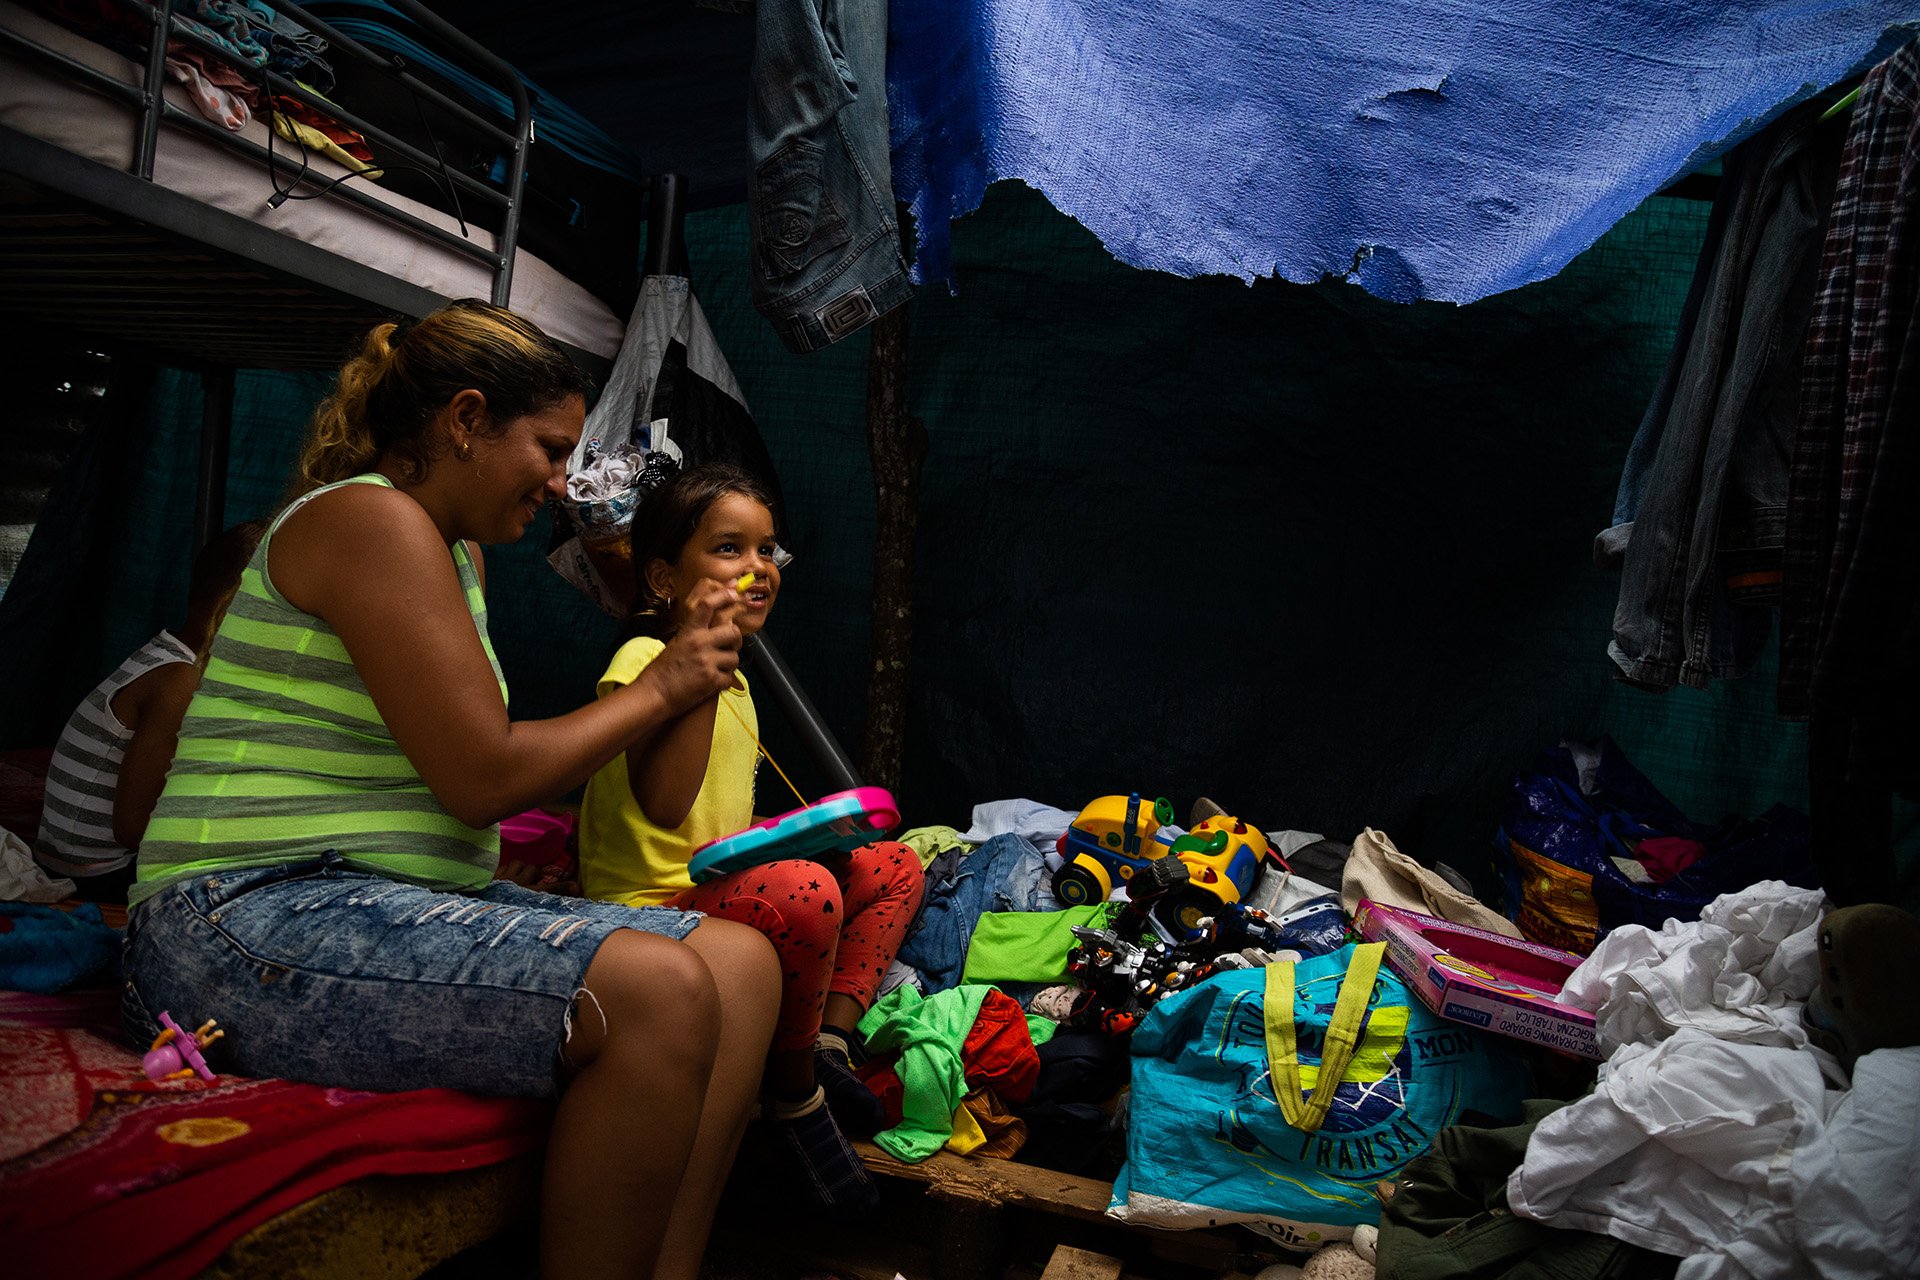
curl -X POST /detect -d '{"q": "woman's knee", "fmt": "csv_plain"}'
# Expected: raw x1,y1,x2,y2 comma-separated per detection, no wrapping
682,917,781,1006
569,930,722,1070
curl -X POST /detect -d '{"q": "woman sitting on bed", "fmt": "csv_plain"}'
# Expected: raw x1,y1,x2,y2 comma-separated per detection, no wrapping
123,300,781,1280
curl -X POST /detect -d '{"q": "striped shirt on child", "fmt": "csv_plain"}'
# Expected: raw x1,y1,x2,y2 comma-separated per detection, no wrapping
35,631,197,878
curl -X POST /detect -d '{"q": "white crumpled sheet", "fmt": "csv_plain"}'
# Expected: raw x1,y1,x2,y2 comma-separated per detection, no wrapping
1,827,75,902
1560,880,1827,1057
1509,882,1920,1279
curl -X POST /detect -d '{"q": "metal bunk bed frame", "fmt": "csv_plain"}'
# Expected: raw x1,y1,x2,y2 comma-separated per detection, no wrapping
1,5,867,799
0,0,612,548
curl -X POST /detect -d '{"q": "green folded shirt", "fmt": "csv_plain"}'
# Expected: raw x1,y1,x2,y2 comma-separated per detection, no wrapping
961,901,1123,985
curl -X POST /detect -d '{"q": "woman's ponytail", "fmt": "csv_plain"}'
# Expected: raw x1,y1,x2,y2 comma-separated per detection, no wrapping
291,301,590,497
294,322,401,495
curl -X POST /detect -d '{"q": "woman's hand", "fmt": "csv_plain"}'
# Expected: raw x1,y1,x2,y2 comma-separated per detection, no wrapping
645,579,743,714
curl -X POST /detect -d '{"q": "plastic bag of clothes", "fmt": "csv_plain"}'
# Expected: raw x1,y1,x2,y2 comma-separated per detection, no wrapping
1494,738,1817,954
549,443,672,614
1264,893,1350,957
1110,942,1528,1249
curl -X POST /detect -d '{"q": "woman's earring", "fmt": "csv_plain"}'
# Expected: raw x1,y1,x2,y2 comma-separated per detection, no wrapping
455,438,472,461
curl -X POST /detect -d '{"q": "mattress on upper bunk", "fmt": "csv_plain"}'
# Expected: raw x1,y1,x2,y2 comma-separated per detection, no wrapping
0,0,625,362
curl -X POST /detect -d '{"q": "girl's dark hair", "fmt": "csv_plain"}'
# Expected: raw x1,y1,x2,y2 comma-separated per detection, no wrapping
295,299,591,494
627,462,777,638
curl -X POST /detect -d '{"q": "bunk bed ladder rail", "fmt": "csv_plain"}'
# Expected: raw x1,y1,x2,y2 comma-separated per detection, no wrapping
272,0,533,306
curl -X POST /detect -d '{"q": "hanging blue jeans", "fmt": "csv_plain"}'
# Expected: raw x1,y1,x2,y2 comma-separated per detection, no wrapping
747,0,912,353
1604,103,1845,690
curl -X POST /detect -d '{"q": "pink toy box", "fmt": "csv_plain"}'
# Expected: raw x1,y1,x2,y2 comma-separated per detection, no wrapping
1352,898,1602,1060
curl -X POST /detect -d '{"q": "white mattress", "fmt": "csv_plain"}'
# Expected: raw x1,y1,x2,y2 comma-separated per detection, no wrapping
0,0,625,360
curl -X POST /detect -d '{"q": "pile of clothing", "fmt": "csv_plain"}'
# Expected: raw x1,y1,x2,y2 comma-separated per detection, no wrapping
869,796,1919,1279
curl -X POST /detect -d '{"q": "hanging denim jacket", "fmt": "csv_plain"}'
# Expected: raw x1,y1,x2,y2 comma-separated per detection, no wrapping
1603,103,1846,690
747,0,912,353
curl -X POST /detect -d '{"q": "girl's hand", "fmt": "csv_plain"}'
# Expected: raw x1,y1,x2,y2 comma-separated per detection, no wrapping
648,579,743,713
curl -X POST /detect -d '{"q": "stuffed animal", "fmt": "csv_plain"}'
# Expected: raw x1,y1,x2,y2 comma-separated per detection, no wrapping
1251,1224,1378,1280
1299,1243,1371,1280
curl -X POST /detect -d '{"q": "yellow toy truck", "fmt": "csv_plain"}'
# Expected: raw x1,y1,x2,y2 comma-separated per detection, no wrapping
1051,794,1271,935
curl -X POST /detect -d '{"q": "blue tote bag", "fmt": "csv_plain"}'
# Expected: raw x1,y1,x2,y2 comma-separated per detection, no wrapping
1110,943,1529,1249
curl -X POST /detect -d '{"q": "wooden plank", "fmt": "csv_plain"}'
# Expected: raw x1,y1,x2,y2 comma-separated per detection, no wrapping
1039,1244,1126,1280
849,1141,1296,1280
852,1141,1116,1223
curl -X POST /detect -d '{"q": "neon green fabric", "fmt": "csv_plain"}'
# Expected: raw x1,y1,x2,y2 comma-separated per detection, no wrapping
858,983,992,1162
897,823,972,866
133,476,505,906
1265,941,1388,1132
961,902,1124,984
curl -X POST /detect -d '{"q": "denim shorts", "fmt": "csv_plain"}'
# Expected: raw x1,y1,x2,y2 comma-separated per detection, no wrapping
122,853,703,1097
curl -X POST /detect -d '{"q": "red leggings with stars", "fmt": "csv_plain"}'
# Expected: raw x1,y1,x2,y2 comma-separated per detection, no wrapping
668,841,926,1051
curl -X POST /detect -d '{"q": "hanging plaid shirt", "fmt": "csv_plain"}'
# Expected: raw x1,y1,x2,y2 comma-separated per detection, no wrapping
1780,38,1920,742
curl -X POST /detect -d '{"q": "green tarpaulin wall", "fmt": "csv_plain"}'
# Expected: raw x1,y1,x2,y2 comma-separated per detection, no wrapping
15,182,1917,903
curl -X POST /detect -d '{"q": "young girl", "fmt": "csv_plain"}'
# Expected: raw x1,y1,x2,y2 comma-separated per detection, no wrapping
579,462,925,1210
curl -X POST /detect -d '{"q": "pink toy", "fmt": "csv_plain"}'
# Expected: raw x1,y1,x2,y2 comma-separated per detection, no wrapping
143,1010,224,1082
498,807,579,888
1352,899,1601,1060
500,809,576,868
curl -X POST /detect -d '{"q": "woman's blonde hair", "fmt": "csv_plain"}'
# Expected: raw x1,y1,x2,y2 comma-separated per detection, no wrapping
294,299,590,494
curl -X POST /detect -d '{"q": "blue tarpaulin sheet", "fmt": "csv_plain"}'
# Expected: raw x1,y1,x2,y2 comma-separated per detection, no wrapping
888,1,1919,302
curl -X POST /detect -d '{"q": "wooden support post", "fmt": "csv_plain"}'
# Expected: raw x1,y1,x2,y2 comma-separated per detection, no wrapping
928,1181,1007,1280
1040,1244,1127,1280
861,302,925,792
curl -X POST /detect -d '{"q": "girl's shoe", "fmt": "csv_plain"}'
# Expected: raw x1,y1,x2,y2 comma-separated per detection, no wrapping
770,1087,879,1212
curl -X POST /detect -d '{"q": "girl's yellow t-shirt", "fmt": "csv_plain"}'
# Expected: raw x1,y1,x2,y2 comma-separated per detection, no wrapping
578,636,758,906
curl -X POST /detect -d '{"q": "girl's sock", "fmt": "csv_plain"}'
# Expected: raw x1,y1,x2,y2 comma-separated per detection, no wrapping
816,1027,858,1064
770,1086,879,1211
814,1028,886,1138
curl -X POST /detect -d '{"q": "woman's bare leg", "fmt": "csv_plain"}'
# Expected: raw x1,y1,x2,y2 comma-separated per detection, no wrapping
654,917,782,1280
540,929,723,1280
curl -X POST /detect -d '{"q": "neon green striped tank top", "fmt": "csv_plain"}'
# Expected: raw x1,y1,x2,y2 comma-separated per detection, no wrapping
131,474,507,907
